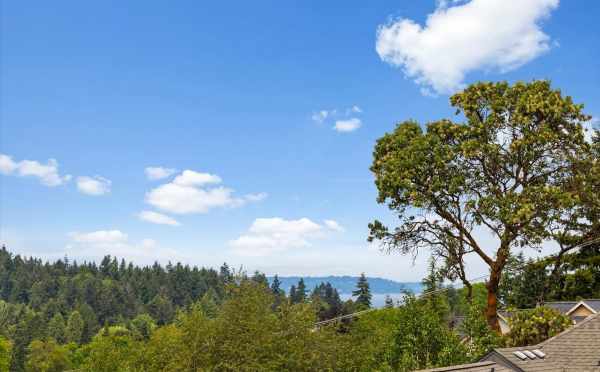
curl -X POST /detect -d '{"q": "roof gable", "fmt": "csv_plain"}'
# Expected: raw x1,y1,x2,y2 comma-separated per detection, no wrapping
488,313,600,371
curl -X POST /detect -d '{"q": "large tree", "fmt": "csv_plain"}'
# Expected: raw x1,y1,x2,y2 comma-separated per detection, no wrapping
369,81,595,331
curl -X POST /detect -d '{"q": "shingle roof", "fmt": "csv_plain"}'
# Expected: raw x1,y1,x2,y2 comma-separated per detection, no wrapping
544,301,578,314
483,313,600,371
545,299,600,315
416,361,512,372
581,299,600,312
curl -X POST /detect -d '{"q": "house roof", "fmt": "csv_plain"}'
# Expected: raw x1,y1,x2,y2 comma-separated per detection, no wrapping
483,313,600,371
544,301,578,314
545,299,600,315
416,361,512,372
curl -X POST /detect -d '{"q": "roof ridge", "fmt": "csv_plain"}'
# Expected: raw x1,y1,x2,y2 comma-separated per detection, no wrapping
539,312,600,347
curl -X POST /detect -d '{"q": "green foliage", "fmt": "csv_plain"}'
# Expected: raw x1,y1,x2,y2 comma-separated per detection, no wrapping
24,339,71,372
0,336,12,372
311,282,343,321
507,306,572,346
81,326,141,372
391,295,468,371
460,303,504,359
65,311,84,345
368,80,595,328
290,278,307,304
422,261,450,320
46,314,66,345
130,313,156,340
352,273,372,310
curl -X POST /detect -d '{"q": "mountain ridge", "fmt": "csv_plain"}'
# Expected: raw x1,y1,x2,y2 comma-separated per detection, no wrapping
268,275,423,294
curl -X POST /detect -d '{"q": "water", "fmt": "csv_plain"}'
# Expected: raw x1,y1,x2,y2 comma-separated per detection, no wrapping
340,292,412,308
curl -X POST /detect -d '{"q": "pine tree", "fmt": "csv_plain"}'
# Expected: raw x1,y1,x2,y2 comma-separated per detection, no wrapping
65,311,84,344
270,275,284,309
352,273,372,309
47,313,66,343
270,275,281,295
292,279,307,304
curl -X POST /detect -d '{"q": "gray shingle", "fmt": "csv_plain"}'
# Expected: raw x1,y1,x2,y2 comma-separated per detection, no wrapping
417,361,512,372
483,313,600,371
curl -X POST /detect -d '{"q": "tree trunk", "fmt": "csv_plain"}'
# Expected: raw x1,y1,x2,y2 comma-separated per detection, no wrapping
464,281,473,303
486,267,502,332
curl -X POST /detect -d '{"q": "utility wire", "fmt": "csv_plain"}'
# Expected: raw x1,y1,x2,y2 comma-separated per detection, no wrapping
314,274,489,327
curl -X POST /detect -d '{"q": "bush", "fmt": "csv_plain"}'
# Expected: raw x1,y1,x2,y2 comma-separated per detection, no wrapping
507,306,572,346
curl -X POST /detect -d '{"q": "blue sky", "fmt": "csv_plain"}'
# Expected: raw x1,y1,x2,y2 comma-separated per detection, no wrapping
1,0,599,280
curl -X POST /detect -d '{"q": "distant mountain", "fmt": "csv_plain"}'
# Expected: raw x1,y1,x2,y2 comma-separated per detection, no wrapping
268,276,422,295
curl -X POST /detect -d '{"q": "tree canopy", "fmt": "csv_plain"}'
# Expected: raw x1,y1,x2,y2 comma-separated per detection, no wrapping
369,80,597,330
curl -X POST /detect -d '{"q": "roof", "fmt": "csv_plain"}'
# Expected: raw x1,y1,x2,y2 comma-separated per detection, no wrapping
482,313,600,371
545,299,600,315
544,301,578,314
416,361,512,372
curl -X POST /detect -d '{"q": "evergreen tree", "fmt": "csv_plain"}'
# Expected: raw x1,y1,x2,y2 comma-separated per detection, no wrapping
148,293,174,325
270,275,284,309
47,313,66,344
352,273,372,309
199,290,219,318
296,279,307,303
270,275,282,295
65,311,84,344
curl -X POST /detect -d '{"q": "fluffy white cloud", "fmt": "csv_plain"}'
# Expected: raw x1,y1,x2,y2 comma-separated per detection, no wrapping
76,176,111,196
334,118,362,132
138,210,181,226
324,219,345,232
0,154,71,186
69,230,128,244
230,217,341,256
67,230,179,263
376,0,559,94
145,169,265,214
145,166,177,180
172,170,221,186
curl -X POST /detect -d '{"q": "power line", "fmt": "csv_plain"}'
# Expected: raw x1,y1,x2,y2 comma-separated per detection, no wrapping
314,274,489,327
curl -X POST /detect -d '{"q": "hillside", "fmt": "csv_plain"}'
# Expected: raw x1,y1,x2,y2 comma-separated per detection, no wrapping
269,276,422,294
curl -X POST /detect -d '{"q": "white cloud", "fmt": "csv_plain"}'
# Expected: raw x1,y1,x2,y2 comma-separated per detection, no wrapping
349,105,362,114
145,167,177,180
334,118,362,132
0,154,71,186
145,169,265,214
172,170,221,186
76,176,111,196
138,210,181,226
376,0,559,94
69,230,128,244
312,110,331,123
230,217,341,256
244,192,268,202
67,230,179,263
324,219,345,232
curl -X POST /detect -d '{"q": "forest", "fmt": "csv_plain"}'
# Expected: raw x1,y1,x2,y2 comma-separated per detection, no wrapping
1,238,599,371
